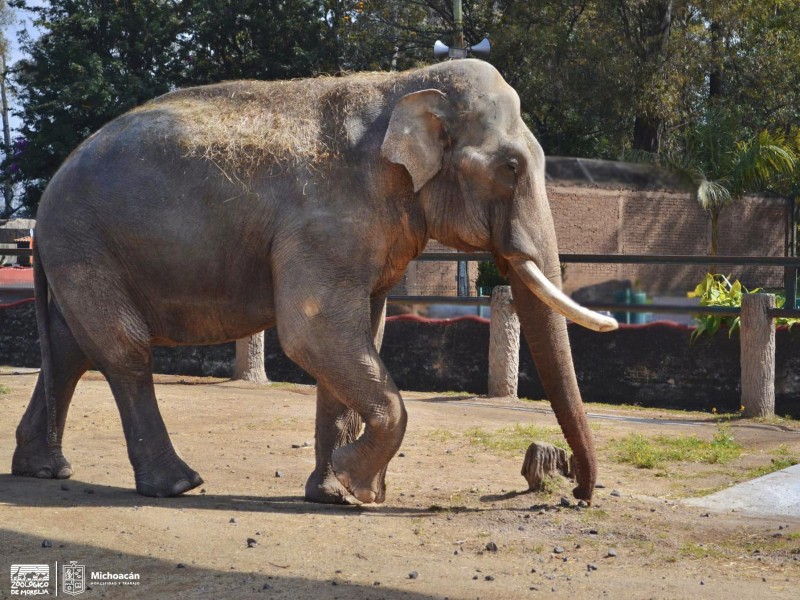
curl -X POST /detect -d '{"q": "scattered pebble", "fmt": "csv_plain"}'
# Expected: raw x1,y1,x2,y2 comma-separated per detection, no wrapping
247,538,258,548
484,575,495,581
408,571,418,579
610,490,621,497
485,542,498,552
373,581,380,586
595,483,606,489
200,488,206,494
588,529,599,535
587,563,598,572
398,452,406,457
41,540,52,548
176,563,186,569
607,548,618,558
553,546,565,554
229,518,237,524
261,583,272,590
577,500,588,508
454,549,460,555
275,471,283,478
560,497,571,508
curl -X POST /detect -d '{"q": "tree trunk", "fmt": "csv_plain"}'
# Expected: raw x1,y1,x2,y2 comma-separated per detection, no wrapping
632,114,662,153
234,332,268,384
740,294,775,418
1,53,12,217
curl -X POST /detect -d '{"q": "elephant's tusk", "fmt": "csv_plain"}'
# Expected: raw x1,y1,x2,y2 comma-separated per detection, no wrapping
511,259,619,333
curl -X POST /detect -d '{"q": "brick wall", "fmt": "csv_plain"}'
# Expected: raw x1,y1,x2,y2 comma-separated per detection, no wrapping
547,185,785,295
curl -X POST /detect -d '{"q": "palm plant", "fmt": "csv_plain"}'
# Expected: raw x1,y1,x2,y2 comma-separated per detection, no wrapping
630,111,797,259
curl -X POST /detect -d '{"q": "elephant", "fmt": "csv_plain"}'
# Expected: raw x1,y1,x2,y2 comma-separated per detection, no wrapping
11,59,617,505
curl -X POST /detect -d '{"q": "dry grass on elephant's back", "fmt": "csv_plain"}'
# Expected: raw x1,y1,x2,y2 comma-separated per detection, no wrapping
133,73,389,173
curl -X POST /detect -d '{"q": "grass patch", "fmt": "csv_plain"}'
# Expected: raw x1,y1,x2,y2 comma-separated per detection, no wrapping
0,383,8,396
428,429,457,442
609,426,742,469
463,423,567,454
745,457,799,479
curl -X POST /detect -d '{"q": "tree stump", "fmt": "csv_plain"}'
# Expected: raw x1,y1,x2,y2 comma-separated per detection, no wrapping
488,285,520,398
740,294,775,418
234,332,269,384
521,441,573,491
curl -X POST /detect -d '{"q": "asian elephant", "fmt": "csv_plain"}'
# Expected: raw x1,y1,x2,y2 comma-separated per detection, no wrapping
12,59,616,504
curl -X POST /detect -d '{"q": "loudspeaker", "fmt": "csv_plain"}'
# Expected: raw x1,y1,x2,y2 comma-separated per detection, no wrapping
468,38,491,59
433,40,450,59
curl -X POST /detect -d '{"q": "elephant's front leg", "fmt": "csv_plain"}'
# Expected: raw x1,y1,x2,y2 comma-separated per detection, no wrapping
304,297,386,504
304,386,363,504
279,289,403,504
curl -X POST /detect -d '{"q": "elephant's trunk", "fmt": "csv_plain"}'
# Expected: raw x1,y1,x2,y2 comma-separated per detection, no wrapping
508,265,597,502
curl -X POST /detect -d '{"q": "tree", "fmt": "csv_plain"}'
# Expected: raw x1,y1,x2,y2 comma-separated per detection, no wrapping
8,0,183,213
640,111,796,258
1,0,14,217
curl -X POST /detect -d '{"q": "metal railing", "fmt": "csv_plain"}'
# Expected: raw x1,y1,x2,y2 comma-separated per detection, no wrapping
5,245,799,319
391,252,800,320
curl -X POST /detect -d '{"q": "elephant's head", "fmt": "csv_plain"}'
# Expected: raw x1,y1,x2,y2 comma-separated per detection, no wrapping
381,60,617,502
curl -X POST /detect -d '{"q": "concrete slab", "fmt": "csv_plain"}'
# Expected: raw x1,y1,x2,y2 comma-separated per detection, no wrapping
684,463,800,519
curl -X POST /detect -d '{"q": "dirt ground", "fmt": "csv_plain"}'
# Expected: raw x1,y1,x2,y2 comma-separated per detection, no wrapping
1,367,799,599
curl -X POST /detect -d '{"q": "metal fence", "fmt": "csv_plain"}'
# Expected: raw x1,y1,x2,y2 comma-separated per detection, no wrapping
390,252,800,320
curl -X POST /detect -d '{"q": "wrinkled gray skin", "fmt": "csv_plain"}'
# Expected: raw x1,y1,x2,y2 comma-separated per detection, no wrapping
13,60,599,504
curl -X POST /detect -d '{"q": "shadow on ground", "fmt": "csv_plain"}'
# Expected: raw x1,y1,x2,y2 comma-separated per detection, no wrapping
0,528,446,599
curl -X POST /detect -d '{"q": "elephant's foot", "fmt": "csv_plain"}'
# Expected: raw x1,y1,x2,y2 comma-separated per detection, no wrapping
134,455,203,498
304,469,361,505
331,445,388,504
12,438,73,479
572,484,593,504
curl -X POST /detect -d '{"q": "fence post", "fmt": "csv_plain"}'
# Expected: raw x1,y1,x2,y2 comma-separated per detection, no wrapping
488,285,520,398
234,332,269,384
740,294,775,418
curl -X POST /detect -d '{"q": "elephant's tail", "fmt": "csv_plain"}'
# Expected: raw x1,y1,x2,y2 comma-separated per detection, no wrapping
32,238,57,447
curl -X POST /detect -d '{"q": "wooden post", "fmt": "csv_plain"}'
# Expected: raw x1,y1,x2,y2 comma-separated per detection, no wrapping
740,294,775,417
488,285,520,398
234,332,269,384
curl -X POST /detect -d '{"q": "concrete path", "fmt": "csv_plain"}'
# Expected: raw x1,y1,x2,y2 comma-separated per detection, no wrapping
684,463,800,519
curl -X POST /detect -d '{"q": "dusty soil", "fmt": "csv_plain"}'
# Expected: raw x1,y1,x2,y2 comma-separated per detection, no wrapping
1,367,799,599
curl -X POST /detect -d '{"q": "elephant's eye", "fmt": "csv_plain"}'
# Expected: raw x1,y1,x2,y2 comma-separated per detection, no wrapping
507,158,519,174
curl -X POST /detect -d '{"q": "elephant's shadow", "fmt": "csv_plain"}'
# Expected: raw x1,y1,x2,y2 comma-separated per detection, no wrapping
0,474,538,516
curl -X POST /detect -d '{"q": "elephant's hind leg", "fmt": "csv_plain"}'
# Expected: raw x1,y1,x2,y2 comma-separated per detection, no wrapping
12,302,90,479
54,286,202,497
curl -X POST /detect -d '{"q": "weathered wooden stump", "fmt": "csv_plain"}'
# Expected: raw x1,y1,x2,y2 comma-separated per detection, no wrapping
521,441,573,491
234,332,269,384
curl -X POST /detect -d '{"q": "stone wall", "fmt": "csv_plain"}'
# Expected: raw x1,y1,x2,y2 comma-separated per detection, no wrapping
3,300,798,417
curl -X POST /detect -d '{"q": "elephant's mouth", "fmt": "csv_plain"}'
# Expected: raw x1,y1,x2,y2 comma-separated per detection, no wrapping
510,259,618,333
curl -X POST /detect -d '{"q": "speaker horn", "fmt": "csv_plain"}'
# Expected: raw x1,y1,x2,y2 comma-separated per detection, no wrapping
433,40,450,60
468,38,491,59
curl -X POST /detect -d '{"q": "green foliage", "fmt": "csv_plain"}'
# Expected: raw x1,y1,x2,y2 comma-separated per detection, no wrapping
475,261,508,295
609,427,742,470
0,382,8,395
687,273,756,343
688,273,800,342
8,1,800,213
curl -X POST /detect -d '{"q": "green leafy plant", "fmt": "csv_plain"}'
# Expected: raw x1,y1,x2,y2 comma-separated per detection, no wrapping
688,273,800,343
688,273,758,343
609,426,742,470
475,261,508,296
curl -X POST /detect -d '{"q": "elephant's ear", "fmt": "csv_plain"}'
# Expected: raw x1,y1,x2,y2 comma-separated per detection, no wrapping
381,89,450,193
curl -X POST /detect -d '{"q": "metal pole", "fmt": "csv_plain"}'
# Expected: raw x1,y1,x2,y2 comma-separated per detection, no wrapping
453,0,464,49
787,195,798,309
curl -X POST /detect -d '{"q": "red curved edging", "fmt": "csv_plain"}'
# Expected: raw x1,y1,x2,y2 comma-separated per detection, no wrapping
0,298,35,310
386,313,491,325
